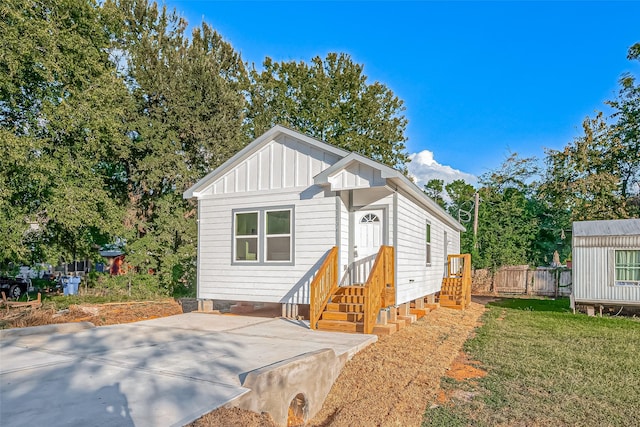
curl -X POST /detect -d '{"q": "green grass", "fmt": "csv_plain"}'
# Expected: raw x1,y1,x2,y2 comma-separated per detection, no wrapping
423,298,640,426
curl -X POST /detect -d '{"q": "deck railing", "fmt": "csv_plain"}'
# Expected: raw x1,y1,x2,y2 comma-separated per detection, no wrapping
339,253,377,286
363,246,395,334
440,254,472,309
309,247,339,330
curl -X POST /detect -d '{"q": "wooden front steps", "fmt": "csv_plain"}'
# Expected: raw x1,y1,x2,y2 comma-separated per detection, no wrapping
316,287,440,336
316,286,366,333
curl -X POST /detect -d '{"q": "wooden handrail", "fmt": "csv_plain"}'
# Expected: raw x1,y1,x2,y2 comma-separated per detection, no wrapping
309,247,339,330
363,246,394,334
443,254,472,309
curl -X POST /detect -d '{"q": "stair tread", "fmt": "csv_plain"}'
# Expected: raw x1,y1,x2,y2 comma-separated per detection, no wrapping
316,319,365,333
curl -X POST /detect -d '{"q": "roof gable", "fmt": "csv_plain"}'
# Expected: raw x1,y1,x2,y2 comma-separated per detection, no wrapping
314,153,390,190
184,125,465,232
183,125,348,198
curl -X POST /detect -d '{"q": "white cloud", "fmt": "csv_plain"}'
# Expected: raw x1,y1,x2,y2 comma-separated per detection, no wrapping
407,150,477,189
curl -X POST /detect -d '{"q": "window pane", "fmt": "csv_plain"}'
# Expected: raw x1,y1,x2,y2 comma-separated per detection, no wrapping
267,210,290,235
267,236,290,261
236,213,258,236
236,237,258,261
426,223,431,242
615,250,640,282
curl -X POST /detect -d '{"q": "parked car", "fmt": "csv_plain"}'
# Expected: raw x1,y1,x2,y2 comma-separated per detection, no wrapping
0,276,31,300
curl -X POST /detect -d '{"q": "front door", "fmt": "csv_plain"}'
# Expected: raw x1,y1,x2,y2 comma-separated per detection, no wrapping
354,209,384,262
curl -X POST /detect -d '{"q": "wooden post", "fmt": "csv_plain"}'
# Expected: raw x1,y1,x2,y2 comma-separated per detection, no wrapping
389,307,398,322
399,303,410,316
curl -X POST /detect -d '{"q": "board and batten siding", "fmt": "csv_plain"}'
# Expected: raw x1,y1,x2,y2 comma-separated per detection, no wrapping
573,234,640,304
395,191,460,304
328,162,387,190
200,135,341,196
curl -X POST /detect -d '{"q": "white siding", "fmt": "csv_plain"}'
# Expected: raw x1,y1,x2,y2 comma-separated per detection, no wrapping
328,162,386,190
200,135,340,196
395,191,460,304
573,235,640,304
338,192,350,281
198,189,337,304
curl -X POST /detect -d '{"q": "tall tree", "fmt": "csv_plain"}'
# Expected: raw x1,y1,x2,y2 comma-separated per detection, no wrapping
445,179,476,254
113,0,248,292
0,0,129,266
247,53,409,170
474,154,540,269
423,179,446,209
542,43,640,222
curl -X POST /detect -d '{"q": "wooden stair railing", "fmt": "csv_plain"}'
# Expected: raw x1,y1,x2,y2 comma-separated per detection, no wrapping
309,247,339,330
440,254,472,310
363,246,394,334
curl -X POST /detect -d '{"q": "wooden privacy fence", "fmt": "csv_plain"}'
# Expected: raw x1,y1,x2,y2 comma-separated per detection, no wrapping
472,265,572,297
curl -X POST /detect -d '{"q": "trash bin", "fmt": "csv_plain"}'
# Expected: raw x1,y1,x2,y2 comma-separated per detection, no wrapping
68,276,80,295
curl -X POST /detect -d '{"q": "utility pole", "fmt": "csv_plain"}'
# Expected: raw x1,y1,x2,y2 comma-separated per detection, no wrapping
473,192,479,250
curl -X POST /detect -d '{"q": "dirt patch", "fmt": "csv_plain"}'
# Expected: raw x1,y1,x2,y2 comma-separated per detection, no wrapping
190,407,278,427
0,299,184,329
446,352,487,382
193,302,485,427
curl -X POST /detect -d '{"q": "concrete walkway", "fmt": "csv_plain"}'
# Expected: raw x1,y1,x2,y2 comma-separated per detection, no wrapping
0,313,376,427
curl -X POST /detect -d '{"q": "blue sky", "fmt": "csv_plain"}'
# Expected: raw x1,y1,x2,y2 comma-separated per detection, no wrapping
166,1,639,185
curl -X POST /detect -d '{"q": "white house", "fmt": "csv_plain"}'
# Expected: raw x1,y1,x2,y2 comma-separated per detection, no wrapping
184,126,465,330
572,219,640,312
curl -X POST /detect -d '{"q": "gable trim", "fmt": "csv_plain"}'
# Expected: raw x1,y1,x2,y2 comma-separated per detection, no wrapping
183,125,350,199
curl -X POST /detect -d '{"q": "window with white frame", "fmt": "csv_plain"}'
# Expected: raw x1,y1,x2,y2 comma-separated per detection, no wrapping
426,221,432,266
266,210,291,261
235,212,258,261
614,250,640,286
233,207,293,263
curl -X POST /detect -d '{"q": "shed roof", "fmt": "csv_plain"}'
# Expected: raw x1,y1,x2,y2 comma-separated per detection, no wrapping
573,219,640,237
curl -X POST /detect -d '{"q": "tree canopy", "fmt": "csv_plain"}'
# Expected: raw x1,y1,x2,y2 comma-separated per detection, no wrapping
247,53,409,170
1,0,413,294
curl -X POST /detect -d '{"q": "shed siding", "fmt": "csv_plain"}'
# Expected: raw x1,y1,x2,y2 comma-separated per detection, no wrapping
395,191,460,304
198,190,337,304
573,235,640,304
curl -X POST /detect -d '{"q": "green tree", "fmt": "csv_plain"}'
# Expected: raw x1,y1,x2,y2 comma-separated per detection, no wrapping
0,0,129,266
247,53,409,170
542,43,640,222
444,179,476,254
423,179,446,209
114,0,248,293
474,154,540,269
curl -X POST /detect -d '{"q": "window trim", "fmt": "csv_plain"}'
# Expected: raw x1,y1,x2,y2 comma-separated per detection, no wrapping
265,209,293,263
231,206,295,266
233,211,259,263
426,220,432,266
613,249,640,286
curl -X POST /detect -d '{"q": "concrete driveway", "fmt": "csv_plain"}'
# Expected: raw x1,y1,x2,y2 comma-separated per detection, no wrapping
0,313,376,426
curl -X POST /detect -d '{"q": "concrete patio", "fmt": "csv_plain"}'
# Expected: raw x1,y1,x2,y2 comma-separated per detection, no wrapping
0,313,376,426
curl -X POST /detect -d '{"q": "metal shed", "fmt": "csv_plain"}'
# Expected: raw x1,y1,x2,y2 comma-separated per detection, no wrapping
572,218,640,309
